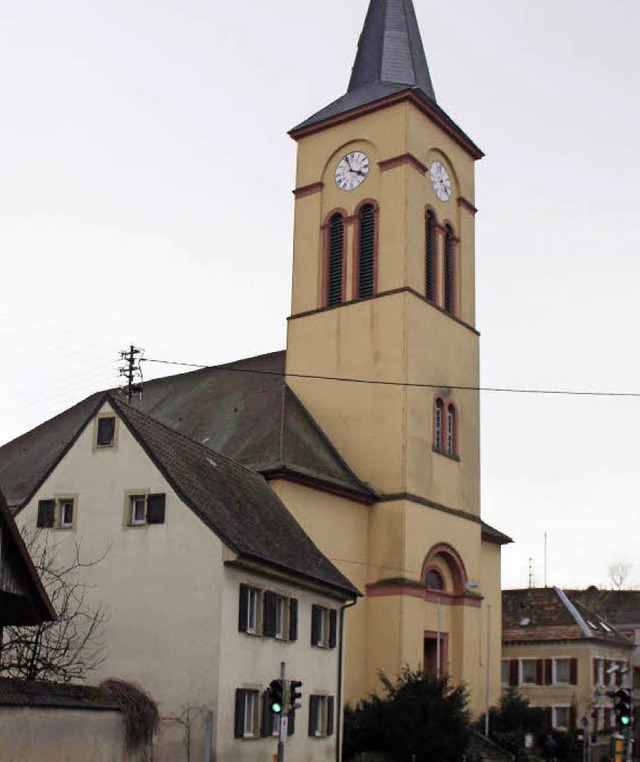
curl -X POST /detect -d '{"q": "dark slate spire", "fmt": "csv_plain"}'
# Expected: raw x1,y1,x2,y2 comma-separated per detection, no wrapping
291,0,437,134
348,0,436,101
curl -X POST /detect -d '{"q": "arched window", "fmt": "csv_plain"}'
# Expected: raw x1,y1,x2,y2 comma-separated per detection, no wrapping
327,213,344,306
425,568,445,591
425,210,437,302
357,203,376,298
446,403,456,456
434,397,444,450
443,224,455,315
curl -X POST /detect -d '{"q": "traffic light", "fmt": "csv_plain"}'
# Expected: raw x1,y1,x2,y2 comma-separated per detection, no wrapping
608,689,632,730
268,679,284,715
614,689,632,729
289,680,303,712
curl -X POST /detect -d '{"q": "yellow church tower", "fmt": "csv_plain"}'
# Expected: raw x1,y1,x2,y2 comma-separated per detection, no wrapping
283,0,508,716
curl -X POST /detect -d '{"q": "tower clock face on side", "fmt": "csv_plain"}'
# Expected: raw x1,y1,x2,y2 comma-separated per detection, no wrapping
335,151,370,191
429,161,452,202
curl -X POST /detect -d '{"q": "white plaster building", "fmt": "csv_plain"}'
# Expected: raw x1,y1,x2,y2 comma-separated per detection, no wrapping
6,394,358,762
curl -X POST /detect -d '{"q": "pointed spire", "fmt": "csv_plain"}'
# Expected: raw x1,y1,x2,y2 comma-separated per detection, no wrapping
348,0,436,102
291,0,437,134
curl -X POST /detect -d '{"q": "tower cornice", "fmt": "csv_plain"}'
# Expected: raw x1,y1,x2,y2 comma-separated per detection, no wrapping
289,89,484,161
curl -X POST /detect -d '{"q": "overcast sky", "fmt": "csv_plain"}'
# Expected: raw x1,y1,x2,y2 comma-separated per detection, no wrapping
1,0,639,591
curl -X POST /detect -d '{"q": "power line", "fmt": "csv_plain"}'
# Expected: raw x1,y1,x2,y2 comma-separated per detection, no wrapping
140,357,640,399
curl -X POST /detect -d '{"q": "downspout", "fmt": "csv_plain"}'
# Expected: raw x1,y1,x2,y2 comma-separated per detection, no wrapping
336,597,358,762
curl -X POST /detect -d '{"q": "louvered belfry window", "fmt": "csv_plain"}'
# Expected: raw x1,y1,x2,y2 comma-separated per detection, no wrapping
327,213,344,306
425,210,436,302
444,225,455,314
357,203,375,298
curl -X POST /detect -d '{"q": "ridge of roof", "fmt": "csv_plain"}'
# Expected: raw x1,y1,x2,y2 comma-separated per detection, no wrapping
555,587,592,638
106,394,359,598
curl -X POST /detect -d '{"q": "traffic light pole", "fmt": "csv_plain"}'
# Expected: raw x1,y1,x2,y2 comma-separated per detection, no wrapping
278,661,286,762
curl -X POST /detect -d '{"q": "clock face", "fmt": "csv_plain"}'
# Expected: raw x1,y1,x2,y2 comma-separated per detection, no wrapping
430,161,452,202
335,151,370,191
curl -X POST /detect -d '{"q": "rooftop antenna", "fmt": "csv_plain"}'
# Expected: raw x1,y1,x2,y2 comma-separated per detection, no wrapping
119,345,144,403
544,532,548,587
528,557,534,589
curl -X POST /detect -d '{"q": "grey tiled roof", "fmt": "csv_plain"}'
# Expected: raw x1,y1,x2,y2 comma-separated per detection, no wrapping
292,0,437,133
110,395,359,598
0,352,375,510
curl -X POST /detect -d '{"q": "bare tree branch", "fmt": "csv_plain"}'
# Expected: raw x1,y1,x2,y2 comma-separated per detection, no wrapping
0,528,108,682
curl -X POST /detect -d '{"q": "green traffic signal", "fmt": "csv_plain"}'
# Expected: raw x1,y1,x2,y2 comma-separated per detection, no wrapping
268,679,284,715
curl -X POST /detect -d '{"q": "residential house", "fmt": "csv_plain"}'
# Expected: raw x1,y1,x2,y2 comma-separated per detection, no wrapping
2,394,358,761
502,587,633,739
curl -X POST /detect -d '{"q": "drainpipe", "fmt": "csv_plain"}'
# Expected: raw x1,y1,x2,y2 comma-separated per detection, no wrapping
336,598,358,762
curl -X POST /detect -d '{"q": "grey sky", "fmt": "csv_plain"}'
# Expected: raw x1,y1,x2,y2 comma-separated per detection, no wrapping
1,1,639,590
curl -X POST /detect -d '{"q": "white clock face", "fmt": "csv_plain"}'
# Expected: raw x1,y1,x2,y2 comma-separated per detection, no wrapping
335,151,370,191
430,161,452,202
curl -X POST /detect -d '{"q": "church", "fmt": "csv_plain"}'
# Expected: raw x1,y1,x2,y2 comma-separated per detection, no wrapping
0,0,509,743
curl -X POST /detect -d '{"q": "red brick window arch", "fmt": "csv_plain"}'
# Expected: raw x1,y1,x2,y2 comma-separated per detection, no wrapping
326,213,345,306
356,202,376,298
434,396,458,457
425,209,437,302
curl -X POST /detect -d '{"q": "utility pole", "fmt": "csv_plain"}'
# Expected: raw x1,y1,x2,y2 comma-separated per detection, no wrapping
119,345,144,403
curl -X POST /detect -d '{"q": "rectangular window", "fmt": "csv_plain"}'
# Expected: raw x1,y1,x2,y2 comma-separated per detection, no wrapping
552,705,570,730
96,416,116,447
238,586,298,640
308,695,334,738
234,689,259,739
37,497,77,530
125,493,166,527
553,658,571,685
311,605,337,649
129,496,147,526
520,659,536,685
59,499,74,528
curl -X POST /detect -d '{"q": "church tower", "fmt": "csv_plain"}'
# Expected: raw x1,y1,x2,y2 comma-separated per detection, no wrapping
282,0,506,715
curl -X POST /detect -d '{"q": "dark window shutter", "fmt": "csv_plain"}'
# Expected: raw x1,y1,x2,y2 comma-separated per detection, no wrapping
146,494,166,524
327,696,335,736
37,500,55,528
234,690,245,738
329,609,338,648
357,204,375,298
311,605,322,646
425,210,436,301
96,416,115,446
238,585,249,632
544,659,553,686
444,225,455,314
309,695,319,736
545,707,552,729
569,706,577,728
289,598,298,642
509,659,518,687
593,659,598,684
260,691,272,738
287,710,295,736
569,658,578,685
535,659,543,685
327,214,344,306
263,591,276,638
